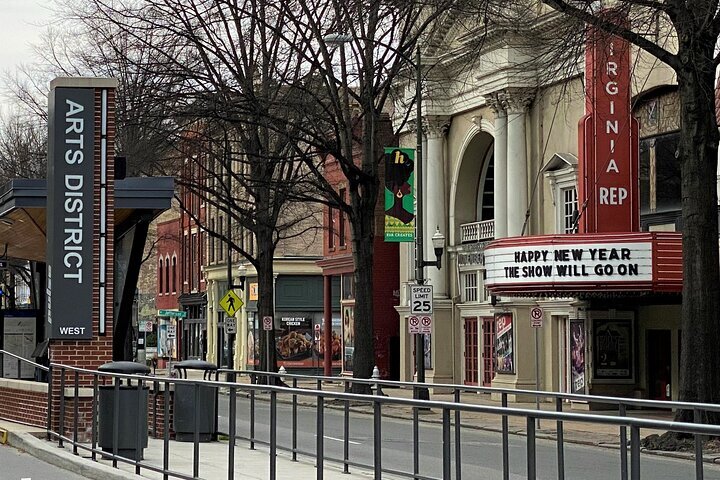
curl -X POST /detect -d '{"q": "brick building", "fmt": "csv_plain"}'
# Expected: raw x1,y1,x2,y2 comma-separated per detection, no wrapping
317,114,401,379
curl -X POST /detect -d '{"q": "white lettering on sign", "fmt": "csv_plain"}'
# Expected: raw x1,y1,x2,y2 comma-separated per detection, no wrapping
599,187,628,205
62,99,88,284
484,242,652,286
58,326,86,335
597,42,626,210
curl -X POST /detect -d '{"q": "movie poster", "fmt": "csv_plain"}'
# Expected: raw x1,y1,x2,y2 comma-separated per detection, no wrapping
569,320,586,394
593,319,633,379
342,306,355,373
495,313,514,374
384,147,415,242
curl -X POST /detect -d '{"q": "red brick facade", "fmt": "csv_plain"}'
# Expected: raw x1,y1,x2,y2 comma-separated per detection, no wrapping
318,115,401,379
156,218,182,310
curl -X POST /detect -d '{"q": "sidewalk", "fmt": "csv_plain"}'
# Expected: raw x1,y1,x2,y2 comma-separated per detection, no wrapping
0,420,380,480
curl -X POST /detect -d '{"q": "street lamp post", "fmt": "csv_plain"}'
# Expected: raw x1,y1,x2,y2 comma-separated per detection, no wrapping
323,35,446,397
323,32,353,379
413,49,446,401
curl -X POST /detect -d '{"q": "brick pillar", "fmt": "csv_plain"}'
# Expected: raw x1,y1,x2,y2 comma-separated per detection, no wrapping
46,78,118,440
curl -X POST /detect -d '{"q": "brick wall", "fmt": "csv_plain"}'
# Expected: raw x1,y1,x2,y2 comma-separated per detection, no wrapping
0,381,48,428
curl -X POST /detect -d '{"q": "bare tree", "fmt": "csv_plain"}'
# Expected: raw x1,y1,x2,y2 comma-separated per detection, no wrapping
0,113,46,185
61,0,328,377
503,1,717,428
3,10,180,177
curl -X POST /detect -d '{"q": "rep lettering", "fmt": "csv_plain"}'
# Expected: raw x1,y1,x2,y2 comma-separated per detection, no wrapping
599,187,627,205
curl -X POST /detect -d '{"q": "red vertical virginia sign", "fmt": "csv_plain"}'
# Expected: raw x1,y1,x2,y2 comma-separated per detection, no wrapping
578,17,639,233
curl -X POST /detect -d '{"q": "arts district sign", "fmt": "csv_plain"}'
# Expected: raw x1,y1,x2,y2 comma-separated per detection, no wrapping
484,242,652,287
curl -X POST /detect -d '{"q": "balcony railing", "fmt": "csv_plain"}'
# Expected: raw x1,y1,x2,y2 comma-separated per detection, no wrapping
460,220,495,243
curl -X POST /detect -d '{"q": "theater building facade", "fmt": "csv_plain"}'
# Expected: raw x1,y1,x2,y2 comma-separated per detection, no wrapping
394,16,690,401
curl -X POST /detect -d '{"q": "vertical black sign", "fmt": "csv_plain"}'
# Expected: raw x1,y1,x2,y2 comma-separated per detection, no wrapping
47,87,95,339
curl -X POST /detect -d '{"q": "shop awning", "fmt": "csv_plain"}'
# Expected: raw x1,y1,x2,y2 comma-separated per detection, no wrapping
0,177,174,262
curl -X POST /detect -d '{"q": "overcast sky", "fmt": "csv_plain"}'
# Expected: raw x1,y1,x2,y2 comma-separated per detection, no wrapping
0,0,52,116
0,0,52,84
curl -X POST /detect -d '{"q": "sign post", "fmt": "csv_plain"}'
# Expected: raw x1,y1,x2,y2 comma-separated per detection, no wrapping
263,316,273,378
410,285,433,385
530,306,544,426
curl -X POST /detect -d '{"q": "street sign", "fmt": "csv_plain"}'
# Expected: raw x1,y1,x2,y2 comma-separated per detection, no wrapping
167,324,176,339
408,316,420,334
141,320,153,333
158,309,187,318
420,316,432,334
530,306,544,328
219,290,244,317
410,285,433,315
262,316,273,331
225,317,237,335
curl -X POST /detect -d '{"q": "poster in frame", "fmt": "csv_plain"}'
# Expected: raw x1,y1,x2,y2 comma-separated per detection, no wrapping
592,317,634,381
494,312,514,374
569,319,586,394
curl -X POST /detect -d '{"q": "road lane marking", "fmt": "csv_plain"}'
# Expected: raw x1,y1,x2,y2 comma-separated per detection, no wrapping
323,435,361,445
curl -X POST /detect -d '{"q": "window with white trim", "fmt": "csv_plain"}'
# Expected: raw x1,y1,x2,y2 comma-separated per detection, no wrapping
462,272,478,303
561,187,578,234
543,155,578,235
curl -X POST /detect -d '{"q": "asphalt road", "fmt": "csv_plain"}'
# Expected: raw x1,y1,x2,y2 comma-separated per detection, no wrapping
0,444,89,480
218,394,720,480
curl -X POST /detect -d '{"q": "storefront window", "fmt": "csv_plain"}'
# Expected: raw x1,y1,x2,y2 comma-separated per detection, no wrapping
342,274,354,300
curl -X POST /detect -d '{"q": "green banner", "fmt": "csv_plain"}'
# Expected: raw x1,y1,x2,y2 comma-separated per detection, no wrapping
384,147,415,242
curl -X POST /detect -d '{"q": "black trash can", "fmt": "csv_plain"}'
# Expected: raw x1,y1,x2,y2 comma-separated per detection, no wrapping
173,360,218,442
97,361,151,460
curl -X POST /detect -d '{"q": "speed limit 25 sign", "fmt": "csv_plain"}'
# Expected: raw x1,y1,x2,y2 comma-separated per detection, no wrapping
410,285,434,315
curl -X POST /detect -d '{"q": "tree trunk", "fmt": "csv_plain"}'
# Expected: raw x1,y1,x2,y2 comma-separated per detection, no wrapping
674,31,720,423
256,226,279,385
350,200,376,394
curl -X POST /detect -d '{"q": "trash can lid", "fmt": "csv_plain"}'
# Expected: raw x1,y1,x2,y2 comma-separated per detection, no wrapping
98,361,151,375
173,360,218,371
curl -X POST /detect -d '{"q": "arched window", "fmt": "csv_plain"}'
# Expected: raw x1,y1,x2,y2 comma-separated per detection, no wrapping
158,259,164,294
172,256,177,293
165,257,170,294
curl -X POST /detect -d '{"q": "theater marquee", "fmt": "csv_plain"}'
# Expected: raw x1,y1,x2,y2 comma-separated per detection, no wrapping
483,233,682,295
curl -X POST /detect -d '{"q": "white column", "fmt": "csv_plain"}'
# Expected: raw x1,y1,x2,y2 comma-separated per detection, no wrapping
424,116,449,297
489,93,508,238
505,90,533,237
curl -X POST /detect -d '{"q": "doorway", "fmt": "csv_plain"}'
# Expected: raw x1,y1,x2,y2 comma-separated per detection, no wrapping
647,329,672,400
482,317,496,386
464,318,478,385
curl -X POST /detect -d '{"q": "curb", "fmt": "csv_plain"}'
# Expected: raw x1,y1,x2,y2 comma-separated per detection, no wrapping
7,431,138,480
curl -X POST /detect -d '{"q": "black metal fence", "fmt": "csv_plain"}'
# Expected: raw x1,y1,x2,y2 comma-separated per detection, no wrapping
2,350,720,480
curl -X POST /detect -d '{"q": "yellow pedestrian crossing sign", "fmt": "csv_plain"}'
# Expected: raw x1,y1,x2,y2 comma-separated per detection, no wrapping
219,290,243,317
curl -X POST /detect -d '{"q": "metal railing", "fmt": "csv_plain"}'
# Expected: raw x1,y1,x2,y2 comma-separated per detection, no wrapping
460,220,495,243
3,356,719,480
0,349,48,380
216,368,720,480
